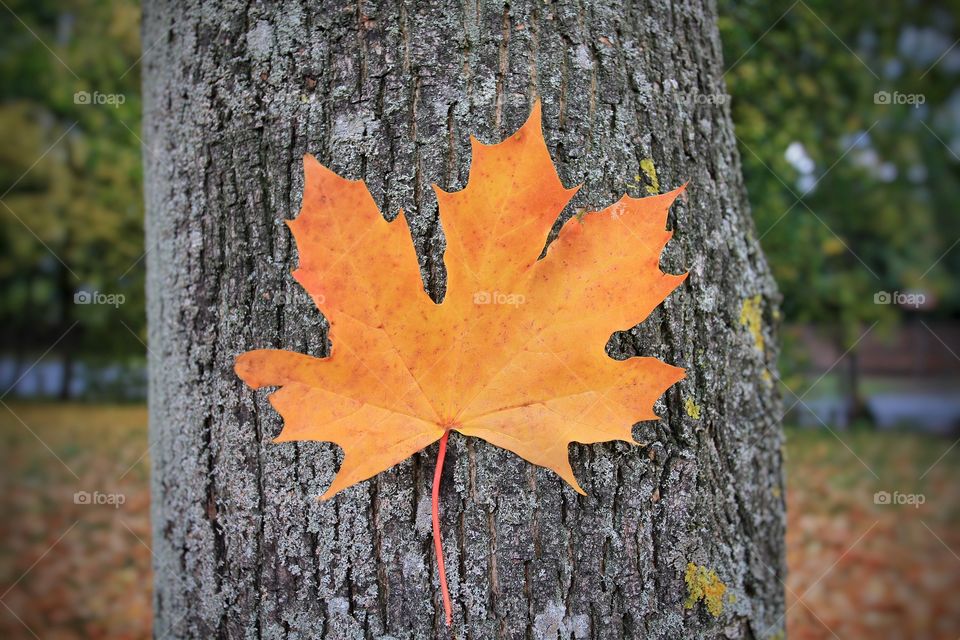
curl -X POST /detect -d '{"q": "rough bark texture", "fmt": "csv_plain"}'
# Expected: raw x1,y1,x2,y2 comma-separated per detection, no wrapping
143,1,785,638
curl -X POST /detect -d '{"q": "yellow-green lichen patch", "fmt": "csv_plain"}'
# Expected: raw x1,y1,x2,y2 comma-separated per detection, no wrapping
684,562,727,617
740,295,764,352
684,397,702,420
639,158,660,195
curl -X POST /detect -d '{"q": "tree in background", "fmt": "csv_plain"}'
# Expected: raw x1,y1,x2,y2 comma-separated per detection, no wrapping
719,0,960,419
0,0,145,398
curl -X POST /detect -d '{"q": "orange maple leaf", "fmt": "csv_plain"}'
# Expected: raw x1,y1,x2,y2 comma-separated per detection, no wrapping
236,102,687,624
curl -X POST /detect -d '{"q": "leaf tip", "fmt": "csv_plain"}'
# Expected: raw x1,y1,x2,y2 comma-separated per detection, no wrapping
664,181,689,206
517,99,544,141
317,481,343,501
668,364,688,389
529,98,543,122
468,134,486,151
234,351,258,387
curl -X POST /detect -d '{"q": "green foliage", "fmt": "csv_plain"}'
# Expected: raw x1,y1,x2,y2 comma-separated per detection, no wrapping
0,0,145,372
719,0,960,350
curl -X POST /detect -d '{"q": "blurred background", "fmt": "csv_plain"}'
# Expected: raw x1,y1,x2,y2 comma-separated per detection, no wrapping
0,0,958,637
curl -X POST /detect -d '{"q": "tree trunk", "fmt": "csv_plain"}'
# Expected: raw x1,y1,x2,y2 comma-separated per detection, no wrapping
57,260,75,401
143,1,785,638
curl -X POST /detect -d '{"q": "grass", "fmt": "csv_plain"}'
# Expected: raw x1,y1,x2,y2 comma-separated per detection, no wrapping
0,404,958,638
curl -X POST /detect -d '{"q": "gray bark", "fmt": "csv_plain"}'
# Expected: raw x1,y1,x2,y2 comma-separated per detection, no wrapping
143,0,785,638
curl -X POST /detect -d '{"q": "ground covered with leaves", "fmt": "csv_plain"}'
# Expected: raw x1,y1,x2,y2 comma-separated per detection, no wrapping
784,427,960,639
0,404,957,638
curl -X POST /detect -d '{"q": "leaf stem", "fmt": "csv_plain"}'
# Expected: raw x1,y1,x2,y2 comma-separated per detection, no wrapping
432,429,453,626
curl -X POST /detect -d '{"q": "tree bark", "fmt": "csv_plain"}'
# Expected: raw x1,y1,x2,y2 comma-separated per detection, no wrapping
143,1,785,638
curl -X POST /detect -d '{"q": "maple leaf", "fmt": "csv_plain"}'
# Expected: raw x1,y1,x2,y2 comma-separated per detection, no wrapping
235,102,687,624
